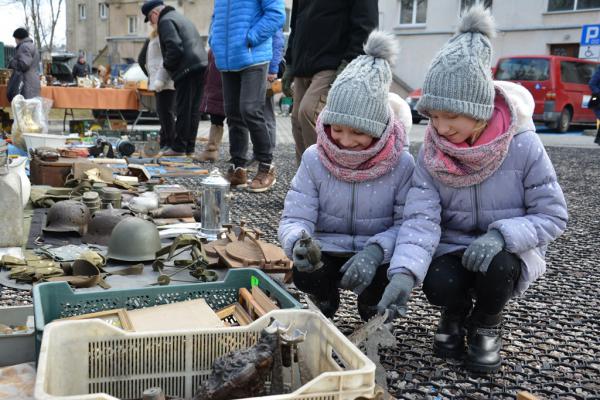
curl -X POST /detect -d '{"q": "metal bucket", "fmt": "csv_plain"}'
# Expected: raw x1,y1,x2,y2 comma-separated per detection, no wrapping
199,169,230,240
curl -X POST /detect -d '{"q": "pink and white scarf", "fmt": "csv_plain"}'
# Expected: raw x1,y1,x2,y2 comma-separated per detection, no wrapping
316,111,406,183
423,89,517,188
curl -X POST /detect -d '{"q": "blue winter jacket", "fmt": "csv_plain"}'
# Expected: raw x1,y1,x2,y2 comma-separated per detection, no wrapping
390,81,568,296
210,0,285,72
278,115,415,264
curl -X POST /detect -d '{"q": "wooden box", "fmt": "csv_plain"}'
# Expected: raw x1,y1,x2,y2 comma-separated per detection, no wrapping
30,157,78,187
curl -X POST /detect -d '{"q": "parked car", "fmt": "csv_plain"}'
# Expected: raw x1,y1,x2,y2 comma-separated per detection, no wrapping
405,88,425,124
50,52,77,83
494,55,600,132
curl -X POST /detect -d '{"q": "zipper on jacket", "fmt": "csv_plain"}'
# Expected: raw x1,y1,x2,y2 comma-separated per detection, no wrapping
349,183,356,251
472,184,481,230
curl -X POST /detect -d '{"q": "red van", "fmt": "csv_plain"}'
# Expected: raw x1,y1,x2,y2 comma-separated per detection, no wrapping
494,55,600,132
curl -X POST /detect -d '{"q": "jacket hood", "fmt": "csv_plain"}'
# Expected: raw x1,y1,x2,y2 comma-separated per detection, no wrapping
494,80,535,134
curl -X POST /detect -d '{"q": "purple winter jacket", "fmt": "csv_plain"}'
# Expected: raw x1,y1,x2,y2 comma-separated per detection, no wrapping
390,81,568,296
278,117,415,263
200,50,224,117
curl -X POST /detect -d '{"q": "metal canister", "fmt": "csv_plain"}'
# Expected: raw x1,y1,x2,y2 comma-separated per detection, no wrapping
199,169,230,240
82,191,101,214
92,182,108,194
100,187,122,209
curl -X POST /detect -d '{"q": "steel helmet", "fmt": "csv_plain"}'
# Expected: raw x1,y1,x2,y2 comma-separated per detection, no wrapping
106,217,161,262
83,208,135,246
43,200,91,236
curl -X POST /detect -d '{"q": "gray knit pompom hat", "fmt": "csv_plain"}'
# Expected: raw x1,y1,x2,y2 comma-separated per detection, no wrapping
416,4,496,120
320,31,399,138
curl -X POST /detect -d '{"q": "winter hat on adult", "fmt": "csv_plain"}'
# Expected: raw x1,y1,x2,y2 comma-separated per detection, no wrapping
320,31,398,139
416,4,496,121
12,28,29,40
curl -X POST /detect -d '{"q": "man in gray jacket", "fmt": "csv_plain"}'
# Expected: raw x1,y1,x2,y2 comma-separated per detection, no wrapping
141,0,208,157
8,28,40,100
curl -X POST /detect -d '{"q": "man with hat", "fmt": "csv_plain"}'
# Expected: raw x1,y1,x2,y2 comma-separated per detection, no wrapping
7,28,40,101
141,0,208,157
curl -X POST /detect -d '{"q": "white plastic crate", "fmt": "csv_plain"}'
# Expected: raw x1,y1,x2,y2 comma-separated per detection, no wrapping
35,309,376,400
22,133,67,151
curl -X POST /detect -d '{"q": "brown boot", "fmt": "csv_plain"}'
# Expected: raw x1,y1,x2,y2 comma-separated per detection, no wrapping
225,165,248,188
247,163,276,192
194,124,224,162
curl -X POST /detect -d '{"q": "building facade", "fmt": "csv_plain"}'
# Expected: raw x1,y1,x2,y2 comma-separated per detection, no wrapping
379,0,600,95
66,0,292,67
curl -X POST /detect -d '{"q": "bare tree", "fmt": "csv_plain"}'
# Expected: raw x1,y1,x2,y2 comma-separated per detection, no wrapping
8,0,63,51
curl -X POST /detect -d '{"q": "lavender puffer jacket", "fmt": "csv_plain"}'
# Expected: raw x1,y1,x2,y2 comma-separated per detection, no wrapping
390,81,568,296
278,142,415,264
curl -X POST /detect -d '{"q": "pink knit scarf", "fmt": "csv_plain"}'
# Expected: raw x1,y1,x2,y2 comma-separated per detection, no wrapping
316,112,406,183
423,91,517,188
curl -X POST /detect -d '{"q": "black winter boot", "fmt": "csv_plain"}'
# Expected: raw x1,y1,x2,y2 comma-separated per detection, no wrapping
465,312,502,373
433,309,468,359
595,127,600,144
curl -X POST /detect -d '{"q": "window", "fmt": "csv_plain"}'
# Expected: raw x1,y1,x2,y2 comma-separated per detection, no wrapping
560,61,597,84
460,0,492,12
78,4,86,20
127,16,137,34
99,3,108,19
399,0,427,25
495,58,550,81
548,0,600,11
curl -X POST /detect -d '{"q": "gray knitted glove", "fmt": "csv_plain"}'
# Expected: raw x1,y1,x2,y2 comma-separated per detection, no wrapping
292,237,314,272
339,244,384,295
376,273,415,320
462,229,505,274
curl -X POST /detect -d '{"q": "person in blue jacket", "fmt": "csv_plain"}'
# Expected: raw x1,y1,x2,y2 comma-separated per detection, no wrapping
210,0,285,193
588,66,600,145
377,5,568,373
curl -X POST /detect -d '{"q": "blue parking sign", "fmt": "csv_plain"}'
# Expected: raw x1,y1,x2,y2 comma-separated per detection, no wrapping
581,25,600,46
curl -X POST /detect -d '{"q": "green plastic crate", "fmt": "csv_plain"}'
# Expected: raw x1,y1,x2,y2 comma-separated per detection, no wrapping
33,268,300,352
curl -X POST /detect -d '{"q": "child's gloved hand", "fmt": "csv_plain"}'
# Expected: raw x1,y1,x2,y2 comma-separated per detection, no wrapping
462,229,505,274
292,236,315,272
376,272,415,320
282,65,294,97
339,244,384,295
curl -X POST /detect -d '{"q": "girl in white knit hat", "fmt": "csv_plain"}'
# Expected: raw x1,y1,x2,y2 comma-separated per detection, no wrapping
377,5,568,373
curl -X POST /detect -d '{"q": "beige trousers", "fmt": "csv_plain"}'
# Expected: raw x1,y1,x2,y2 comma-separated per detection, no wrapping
291,69,337,164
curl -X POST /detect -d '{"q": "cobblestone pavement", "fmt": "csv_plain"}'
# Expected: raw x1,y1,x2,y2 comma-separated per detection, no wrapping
2,137,599,399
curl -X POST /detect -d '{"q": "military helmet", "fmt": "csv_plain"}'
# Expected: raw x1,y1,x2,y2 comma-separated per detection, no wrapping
43,200,91,236
106,217,161,262
83,208,135,246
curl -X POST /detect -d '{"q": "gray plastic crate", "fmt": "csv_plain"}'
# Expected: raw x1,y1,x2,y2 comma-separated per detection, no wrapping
0,305,35,367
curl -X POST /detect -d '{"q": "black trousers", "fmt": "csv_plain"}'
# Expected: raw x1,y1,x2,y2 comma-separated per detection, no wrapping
155,89,176,148
221,63,271,167
422,251,521,324
173,69,205,153
292,252,389,321
210,113,226,126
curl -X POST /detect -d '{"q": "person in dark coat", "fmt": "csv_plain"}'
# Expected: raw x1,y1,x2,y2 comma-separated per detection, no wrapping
588,66,600,145
8,28,40,100
282,0,378,164
71,55,91,79
141,0,208,157
195,49,225,162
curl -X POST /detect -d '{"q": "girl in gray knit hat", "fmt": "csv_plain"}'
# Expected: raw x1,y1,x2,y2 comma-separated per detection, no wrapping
377,5,568,373
278,31,416,322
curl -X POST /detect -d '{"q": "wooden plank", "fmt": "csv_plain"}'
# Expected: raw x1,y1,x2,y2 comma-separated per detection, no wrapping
251,286,279,314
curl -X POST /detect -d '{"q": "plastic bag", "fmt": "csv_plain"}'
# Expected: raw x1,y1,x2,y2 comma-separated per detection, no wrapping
10,95,53,150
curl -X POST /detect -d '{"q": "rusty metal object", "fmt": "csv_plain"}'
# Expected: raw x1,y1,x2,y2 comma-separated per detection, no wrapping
295,230,323,272
83,208,134,246
150,204,194,219
43,200,91,236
